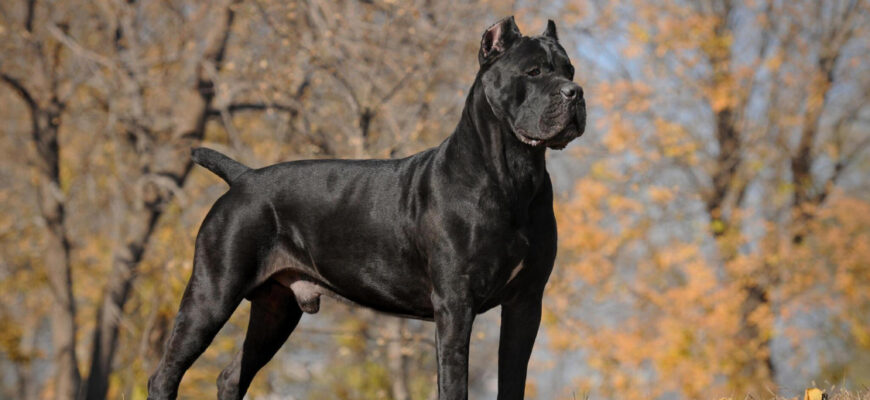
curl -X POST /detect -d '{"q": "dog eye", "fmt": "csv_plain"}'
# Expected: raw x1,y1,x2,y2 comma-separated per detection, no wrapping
526,66,541,77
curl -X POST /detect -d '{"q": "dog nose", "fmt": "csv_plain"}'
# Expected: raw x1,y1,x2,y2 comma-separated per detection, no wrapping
560,84,582,100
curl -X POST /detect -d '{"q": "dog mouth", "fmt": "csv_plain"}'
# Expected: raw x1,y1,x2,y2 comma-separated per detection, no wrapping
516,106,585,149
516,129,547,147
545,118,582,149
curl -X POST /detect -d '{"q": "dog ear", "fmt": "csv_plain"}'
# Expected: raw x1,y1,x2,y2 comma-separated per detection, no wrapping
479,16,522,65
542,19,558,41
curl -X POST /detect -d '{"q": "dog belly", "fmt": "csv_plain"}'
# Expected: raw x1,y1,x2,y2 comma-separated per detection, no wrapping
264,248,435,318
272,271,434,319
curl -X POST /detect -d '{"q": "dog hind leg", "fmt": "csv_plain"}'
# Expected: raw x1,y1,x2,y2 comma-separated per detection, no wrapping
148,207,261,400
146,259,244,398
217,280,303,400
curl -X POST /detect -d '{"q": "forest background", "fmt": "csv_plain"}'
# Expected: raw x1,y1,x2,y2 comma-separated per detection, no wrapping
1,0,869,399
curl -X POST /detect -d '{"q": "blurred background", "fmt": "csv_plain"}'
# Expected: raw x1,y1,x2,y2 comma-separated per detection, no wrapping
1,0,869,399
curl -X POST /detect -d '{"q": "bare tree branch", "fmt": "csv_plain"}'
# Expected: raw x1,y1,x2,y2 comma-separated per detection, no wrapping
206,102,299,116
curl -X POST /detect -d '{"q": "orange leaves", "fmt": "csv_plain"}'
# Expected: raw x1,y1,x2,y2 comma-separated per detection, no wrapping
627,3,727,63
546,0,870,397
653,118,699,163
647,186,675,205
554,175,791,397
623,23,650,59
607,195,644,215
595,80,653,114
600,118,635,153
629,23,651,44
622,40,645,59
555,179,623,289
700,30,733,62
524,380,538,398
709,77,738,113
766,52,785,72
548,325,580,352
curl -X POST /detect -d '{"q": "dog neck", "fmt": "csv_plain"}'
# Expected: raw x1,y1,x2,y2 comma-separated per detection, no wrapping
443,75,548,204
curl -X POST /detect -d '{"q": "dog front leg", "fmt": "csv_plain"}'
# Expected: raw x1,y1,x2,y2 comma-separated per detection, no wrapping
432,286,475,400
496,293,544,400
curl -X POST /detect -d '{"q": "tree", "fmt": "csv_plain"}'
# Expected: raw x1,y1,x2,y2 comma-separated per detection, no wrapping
544,0,870,397
1,0,495,398
5,0,868,398
1,1,85,397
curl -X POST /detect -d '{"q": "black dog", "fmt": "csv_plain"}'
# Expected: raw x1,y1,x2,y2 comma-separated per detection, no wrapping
148,16,584,400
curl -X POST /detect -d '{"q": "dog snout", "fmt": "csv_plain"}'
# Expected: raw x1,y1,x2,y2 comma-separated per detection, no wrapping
559,83,582,101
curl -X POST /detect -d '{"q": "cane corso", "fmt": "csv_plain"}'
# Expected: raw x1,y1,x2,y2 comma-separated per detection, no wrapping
148,16,585,400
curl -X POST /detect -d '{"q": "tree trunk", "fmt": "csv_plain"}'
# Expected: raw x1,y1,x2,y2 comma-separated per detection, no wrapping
39,128,81,400
707,105,777,389
80,2,239,398
2,72,82,400
82,207,159,399
700,2,779,388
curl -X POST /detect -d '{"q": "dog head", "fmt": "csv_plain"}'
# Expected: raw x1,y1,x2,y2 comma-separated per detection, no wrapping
478,17,586,150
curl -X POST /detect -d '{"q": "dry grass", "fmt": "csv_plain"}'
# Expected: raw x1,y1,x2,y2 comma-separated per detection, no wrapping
741,386,870,400
794,386,870,400
569,386,870,400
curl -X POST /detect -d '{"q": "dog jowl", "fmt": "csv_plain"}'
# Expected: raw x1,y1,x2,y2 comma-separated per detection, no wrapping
148,16,584,400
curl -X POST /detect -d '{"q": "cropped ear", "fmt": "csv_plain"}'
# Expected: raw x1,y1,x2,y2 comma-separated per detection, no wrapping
479,16,522,65
542,19,558,40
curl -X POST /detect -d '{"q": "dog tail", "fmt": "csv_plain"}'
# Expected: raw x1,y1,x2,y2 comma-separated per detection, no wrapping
191,147,250,185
